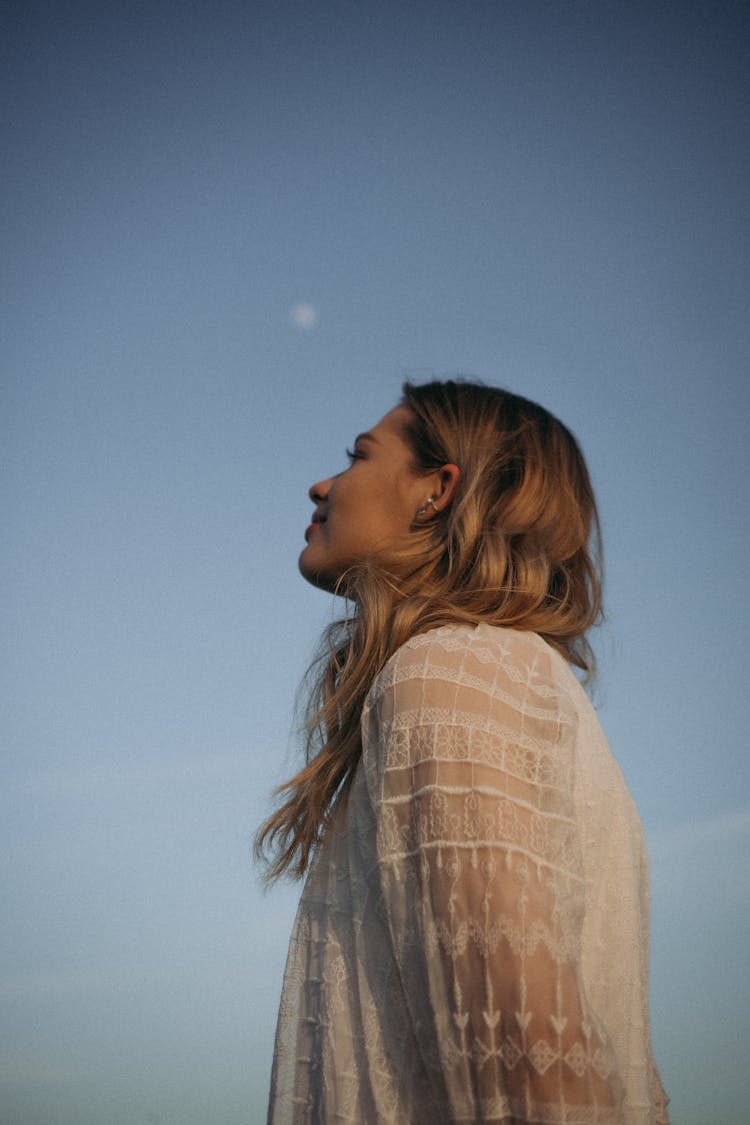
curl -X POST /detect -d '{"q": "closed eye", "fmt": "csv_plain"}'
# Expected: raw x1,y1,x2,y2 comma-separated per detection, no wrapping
345,447,364,462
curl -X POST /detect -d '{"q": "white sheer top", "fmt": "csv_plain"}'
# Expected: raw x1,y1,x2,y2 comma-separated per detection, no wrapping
268,624,669,1124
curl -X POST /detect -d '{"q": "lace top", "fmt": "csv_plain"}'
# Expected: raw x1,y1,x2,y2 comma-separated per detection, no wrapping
268,624,669,1123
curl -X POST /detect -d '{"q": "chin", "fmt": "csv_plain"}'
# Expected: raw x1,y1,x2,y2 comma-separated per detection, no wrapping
298,549,333,592
300,549,356,595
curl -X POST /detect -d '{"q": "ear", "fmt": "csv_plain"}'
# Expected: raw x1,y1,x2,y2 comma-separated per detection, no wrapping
428,463,461,512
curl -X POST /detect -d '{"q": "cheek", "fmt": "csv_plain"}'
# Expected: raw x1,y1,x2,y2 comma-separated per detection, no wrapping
391,479,424,529
369,495,415,541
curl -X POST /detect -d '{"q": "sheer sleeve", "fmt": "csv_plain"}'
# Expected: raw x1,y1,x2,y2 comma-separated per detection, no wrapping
362,628,625,1124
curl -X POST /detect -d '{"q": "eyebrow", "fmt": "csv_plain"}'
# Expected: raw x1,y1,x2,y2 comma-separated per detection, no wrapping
353,431,380,445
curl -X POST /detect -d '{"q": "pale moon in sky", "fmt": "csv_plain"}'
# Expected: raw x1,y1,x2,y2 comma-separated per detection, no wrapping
289,302,319,329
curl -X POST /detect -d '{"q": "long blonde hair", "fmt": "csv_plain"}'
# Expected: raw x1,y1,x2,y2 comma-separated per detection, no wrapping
256,379,602,882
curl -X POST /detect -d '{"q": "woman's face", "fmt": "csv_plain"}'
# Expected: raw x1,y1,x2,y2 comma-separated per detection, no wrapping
299,406,434,591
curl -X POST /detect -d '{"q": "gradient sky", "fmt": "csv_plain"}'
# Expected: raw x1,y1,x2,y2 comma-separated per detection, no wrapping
2,2,749,1122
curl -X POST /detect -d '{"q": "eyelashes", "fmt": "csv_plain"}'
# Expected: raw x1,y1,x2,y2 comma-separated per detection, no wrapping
345,447,363,462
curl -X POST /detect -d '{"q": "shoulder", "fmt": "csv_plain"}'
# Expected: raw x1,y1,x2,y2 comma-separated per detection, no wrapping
361,624,582,804
364,623,578,727
359,621,584,760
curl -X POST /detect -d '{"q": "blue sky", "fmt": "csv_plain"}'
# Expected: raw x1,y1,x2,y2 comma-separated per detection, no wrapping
2,2,749,1121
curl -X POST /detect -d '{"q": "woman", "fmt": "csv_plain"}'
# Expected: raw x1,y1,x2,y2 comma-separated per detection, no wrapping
257,380,669,1124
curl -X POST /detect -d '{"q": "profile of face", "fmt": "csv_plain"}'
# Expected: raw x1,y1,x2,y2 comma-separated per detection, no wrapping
299,406,459,592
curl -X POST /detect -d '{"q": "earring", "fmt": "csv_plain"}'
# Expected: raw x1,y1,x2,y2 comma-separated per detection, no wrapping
416,497,439,519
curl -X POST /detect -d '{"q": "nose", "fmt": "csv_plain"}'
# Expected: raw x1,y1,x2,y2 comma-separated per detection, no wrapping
309,477,332,503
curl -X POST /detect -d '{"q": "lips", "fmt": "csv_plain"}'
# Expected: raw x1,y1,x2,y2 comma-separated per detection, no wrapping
305,513,326,541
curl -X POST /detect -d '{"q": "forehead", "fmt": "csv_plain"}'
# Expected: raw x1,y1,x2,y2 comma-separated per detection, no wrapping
368,406,413,443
